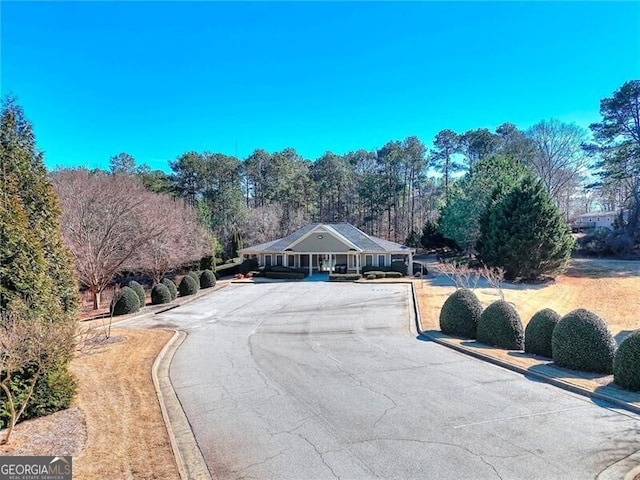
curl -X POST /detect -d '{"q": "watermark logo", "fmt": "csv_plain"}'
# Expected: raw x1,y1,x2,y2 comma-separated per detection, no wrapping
0,456,72,480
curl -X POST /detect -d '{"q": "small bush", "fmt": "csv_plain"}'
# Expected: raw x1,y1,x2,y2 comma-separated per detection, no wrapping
263,272,305,280
552,309,616,374
128,280,146,307
366,273,376,280
179,275,199,296
614,330,640,391
239,258,259,275
200,269,216,288
161,278,178,300
439,288,483,339
384,271,403,278
363,270,386,279
151,283,172,305
187,271,200,283
605,230,634,257
362,265,392,275
329,274,362,282
200,255,215,271
111,286,141,316
577,228,609,256
524,308,561,358
390,261,408,276
477,300,524,349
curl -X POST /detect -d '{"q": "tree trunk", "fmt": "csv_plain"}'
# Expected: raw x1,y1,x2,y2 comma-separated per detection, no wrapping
92,287,101,310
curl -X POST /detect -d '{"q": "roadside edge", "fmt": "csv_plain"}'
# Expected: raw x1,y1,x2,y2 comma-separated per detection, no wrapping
152,330,212,480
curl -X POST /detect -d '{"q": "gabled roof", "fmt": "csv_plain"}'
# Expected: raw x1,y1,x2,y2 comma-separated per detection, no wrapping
240,223,412,253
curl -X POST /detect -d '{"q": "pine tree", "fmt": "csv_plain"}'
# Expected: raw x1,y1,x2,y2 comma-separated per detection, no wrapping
477,175,574,281
0,96,79,440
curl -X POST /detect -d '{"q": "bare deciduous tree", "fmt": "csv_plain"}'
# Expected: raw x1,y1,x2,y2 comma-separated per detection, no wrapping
52,169,167,309
139,195,212,285
526,119,588,216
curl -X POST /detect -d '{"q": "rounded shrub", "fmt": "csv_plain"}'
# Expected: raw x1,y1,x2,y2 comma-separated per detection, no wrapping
439,288,483,339
111,286,140,316
187,271,200,283
552,309,616,374
200,269,216,288
128,280,146,307
151,283,172,305
477,300,524,349
614,330,640,391
179,275,199,297
524,308,561,358
161,278,178,300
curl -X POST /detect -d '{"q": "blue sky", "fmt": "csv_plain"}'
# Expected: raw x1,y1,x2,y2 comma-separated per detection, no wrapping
2,1,639,172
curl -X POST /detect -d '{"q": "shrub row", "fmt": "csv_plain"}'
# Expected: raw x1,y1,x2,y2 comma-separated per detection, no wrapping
438,289,640,390
111,270,218,314
264,272,306,280
329,274,362,282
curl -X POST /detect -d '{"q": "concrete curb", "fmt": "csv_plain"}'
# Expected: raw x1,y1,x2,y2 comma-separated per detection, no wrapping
152,330,212,480
409,288,640,417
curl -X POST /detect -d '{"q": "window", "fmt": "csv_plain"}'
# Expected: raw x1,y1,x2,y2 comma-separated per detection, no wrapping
288,255,295,267
276,255,283,266
264,254,272,267
378,255,385,267
349,255,356,268
365,255,373,266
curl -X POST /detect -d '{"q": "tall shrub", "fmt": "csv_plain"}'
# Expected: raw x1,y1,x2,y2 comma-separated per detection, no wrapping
0,97,79,443
439,288,483,339
477,176,574,281
552,309,617,374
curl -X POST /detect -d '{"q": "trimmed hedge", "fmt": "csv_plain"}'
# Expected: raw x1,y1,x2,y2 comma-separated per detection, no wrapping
552,309,616,374
390,260,408,276
329,274,362,282
179,275,199,296
128,280,146,307
385,271,403,278
477,300,524,350
263,272,305,280
439,288,483,339
524,308,561,358
187,271,200,283
200,269,216,288
151,283,172,305
239,258,259,275
111,286,141,316
161,278,178,300
363,270,386,279
614,330,640,391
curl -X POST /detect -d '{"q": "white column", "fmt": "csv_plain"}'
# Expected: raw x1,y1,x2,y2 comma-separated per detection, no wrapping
309,254,313,276
408,251,413,277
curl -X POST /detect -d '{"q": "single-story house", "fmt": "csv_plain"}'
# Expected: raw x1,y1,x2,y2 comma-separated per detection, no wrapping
572,210,626,232
238,223,415,275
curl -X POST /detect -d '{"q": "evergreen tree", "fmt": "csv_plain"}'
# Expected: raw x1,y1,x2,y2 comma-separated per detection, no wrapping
477,175,574,281
0,96,79,437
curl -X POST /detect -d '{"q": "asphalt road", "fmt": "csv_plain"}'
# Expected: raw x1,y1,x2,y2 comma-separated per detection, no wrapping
144,282,639,480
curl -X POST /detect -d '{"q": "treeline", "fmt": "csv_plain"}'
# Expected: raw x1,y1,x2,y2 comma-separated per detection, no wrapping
59,79,640,260
106,119,597,257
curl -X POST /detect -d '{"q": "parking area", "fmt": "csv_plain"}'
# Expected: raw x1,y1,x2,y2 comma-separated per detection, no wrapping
133,282,640,479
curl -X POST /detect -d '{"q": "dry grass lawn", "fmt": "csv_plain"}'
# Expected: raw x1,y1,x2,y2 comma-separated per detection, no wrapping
71,328,179,480
0,328,178,479
416,257,640,339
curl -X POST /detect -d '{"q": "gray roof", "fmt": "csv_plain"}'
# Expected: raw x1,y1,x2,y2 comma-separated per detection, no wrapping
241,223,412,253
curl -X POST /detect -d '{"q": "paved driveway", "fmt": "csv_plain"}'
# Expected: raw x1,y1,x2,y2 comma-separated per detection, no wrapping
148,283,639,479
